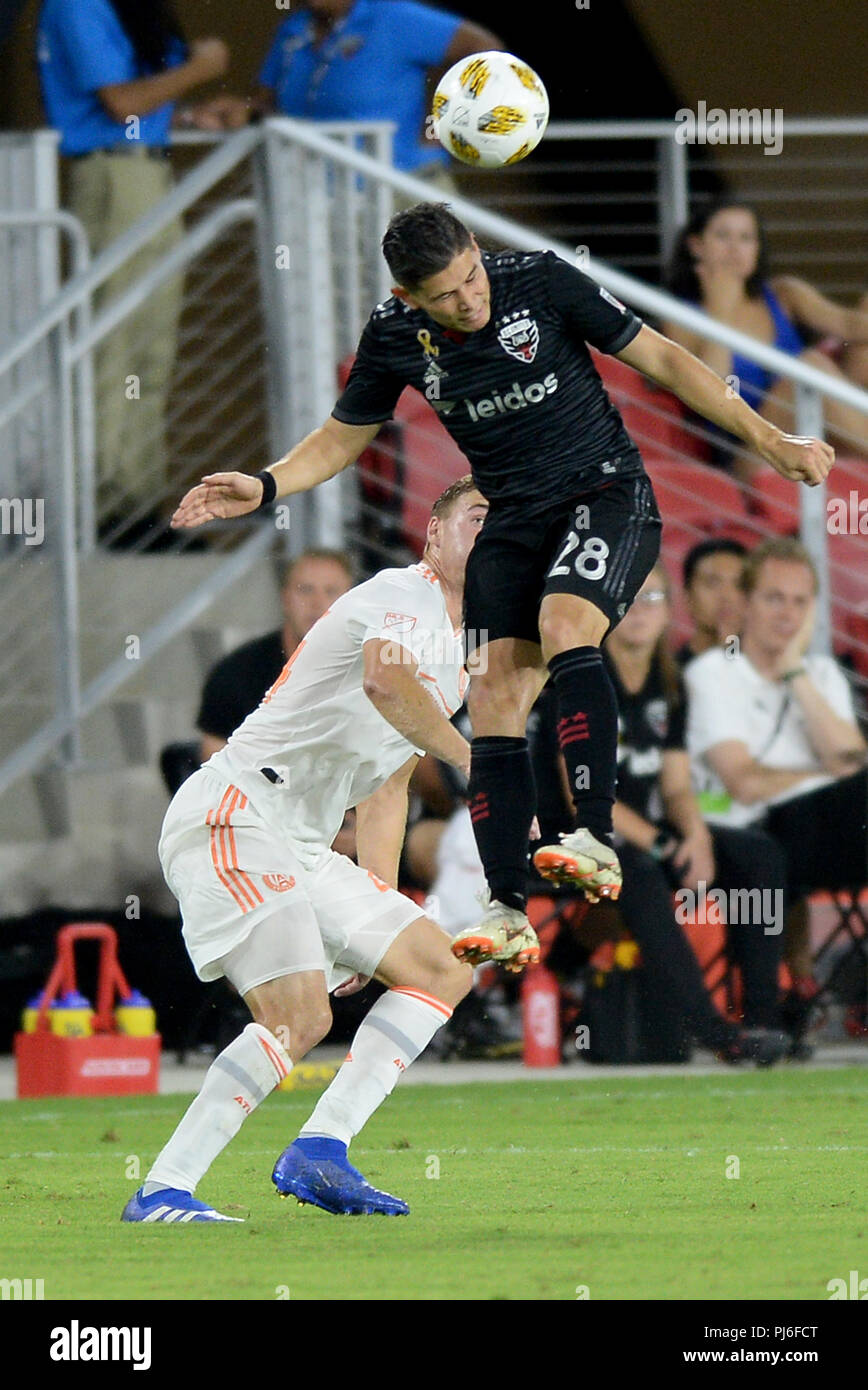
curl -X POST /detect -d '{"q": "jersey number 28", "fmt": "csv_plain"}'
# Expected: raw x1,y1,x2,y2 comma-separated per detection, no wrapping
548,532,609,580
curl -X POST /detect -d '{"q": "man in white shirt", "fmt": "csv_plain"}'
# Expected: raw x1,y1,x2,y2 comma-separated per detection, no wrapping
685,537,867,985
122,478,526,1225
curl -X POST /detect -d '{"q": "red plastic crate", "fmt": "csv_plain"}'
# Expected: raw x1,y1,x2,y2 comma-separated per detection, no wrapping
14,1031,160,1098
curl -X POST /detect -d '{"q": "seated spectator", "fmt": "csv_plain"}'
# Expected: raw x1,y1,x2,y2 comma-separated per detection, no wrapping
675,537,747,667
685,536,867,1001
198,548,354,761
662,199,868,477
427,568,790,1063
197,0,503,189
598,563,788,1058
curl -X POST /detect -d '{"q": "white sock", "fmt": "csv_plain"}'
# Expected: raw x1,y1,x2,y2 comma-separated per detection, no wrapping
144,1022,291,1195
300,988,452,1146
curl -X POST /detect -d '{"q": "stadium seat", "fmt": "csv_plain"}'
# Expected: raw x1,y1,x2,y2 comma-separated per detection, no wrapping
748,454,865,535
644,457,760,549
339,355,470,558
828,531,868,661
389,389,473,551
592,350,712,464
745,469,800,534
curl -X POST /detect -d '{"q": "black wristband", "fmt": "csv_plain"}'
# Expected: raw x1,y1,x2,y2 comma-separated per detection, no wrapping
255,470,277,508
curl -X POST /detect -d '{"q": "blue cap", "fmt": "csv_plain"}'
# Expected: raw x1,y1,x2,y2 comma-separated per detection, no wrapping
119,989,152,1007
53,990,92,1009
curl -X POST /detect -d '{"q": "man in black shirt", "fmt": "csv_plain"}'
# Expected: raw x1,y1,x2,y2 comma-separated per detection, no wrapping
172,202,833,972
197,548,354,762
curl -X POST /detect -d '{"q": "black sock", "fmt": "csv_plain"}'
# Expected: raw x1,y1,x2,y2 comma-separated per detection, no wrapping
548,646,618,842
467,736,535,912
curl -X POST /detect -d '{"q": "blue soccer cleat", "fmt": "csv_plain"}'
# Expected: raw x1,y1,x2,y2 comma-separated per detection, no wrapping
121,1186,244,1223
272,1141,409,1216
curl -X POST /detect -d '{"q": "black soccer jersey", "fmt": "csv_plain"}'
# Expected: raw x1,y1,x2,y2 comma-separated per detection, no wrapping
333,250,645,507
606,652,686,825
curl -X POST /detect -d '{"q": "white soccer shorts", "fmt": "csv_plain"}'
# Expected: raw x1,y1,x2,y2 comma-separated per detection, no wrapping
158,766,425,994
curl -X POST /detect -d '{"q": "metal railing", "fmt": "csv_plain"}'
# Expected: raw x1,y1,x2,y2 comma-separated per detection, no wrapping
474,116,868,296
0,115,866,800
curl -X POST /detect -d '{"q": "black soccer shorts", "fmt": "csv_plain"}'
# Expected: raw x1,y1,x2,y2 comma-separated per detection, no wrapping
463,472,662,655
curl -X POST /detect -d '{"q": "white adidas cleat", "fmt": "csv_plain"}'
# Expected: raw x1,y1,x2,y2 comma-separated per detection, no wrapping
451,896,540,973
533,828,622,904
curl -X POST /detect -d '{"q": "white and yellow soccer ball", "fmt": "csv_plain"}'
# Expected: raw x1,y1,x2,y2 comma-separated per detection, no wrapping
431,51,549,169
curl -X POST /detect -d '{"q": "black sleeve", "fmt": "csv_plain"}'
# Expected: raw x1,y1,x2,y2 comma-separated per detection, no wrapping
542,251,643,356
196,653,250,742
331,314,407,426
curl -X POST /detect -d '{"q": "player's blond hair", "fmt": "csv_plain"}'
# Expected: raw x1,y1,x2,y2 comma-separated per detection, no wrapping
430,474,483,521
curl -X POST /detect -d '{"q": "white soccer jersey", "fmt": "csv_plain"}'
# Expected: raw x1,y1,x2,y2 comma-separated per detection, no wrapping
685,647,858,827
207,562,467,862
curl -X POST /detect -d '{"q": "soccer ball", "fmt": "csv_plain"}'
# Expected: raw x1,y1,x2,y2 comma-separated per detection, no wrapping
431,51,549,169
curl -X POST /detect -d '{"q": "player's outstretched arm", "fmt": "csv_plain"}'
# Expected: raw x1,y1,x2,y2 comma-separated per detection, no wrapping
615,325,834,486
171,418,383,529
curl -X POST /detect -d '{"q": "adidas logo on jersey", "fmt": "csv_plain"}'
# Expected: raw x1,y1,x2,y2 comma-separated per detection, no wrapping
464,372,558,422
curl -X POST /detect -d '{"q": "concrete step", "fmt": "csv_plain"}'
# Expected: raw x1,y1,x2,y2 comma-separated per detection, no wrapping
0,764,177,915
0,549,282,770
0,547,284,860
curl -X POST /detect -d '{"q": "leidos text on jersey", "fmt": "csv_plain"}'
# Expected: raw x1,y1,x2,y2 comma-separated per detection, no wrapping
464,372,559,422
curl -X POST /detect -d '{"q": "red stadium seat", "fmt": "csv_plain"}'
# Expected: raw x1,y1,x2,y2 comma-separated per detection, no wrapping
644,457,758,543
339,355,469,556
828,531,868,660
748,455,865,535
745,469,800,534
592,350,712,465
390,388,472,551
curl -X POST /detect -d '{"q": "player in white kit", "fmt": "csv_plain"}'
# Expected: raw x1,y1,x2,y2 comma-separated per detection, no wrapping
122,478,523,1223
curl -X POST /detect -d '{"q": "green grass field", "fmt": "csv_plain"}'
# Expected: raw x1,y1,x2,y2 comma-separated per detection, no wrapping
2,1067,866,1301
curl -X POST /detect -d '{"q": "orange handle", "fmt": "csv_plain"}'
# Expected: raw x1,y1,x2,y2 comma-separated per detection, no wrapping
34,923,132,1033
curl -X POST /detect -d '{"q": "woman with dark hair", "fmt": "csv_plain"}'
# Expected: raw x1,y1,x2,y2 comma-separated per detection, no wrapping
595,562,791,1061
37,0,230,547
662,200,868,475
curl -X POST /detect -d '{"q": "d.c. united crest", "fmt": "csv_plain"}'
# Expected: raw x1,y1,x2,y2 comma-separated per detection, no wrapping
497,312,539,363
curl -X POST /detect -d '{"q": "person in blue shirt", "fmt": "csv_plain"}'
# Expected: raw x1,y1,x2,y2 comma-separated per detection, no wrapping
199,0,502,179
37,0,231,547
663,200,868,479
